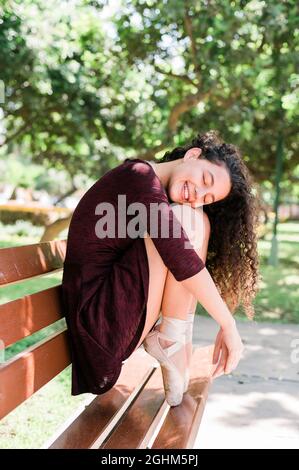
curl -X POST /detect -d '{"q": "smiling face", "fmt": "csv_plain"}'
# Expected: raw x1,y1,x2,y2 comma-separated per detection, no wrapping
167,147,232,208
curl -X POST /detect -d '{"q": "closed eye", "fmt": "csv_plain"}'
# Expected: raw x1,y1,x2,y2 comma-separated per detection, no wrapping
203,171,215,204
204,172,214,187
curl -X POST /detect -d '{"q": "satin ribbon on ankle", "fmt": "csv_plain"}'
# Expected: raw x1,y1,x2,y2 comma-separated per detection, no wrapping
159,316,188,344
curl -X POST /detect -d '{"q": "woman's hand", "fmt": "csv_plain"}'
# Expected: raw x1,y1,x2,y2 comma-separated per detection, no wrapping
212,320,244,379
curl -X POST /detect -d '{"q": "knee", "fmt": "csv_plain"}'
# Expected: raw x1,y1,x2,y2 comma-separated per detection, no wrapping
171,204,210,252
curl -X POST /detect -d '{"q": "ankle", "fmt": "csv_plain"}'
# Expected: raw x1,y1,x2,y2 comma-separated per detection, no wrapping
159,316,188,343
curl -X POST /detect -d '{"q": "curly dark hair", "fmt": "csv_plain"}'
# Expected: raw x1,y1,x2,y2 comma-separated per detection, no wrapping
158,130,261,320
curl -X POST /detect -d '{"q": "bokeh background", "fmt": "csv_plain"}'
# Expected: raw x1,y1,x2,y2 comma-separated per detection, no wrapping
0,0,298,448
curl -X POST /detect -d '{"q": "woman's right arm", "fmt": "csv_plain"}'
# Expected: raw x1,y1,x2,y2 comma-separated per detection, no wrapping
181,267,235,330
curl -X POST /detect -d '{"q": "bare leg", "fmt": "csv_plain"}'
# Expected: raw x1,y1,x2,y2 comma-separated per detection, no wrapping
155,205,210,377
133,232,168,350
157,245,208,381
135,206,210,380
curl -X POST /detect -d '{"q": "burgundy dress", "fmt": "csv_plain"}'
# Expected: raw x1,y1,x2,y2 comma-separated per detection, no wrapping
61,158,205,396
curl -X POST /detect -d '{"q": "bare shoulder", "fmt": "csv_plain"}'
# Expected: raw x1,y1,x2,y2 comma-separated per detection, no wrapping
171,203,211,247
195,207,211,237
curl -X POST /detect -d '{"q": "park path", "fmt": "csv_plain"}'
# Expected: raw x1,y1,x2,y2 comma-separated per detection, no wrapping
193,316,299,449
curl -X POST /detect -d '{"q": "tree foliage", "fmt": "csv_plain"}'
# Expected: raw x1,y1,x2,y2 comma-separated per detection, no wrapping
0,0,298,191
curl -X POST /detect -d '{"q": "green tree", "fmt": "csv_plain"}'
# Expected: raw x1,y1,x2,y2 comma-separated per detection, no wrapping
1,0,298,184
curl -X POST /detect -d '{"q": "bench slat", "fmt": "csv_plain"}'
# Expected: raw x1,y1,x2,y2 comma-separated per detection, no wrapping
101,345,214,449
0,329,71,419
0,240,66,286
46,349,157,449
101,361,165,449
0,286,63,347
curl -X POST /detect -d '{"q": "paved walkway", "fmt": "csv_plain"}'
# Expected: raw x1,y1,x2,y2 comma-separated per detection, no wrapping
192,316,299,449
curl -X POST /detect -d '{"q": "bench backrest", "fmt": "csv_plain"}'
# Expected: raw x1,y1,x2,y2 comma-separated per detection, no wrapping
0,240,68,420
0,240,215,449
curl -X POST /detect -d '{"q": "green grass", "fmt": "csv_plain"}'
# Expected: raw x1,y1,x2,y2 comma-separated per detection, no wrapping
198,221,299,324
255,222,299,323
0,220,45,248
0,220,298,448
0,366,94,449
0,272,63,306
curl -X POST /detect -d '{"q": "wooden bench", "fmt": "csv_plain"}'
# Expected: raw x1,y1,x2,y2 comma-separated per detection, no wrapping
0,240,215,449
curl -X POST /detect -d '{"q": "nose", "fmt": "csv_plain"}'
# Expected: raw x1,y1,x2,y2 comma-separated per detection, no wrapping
190,186,206,208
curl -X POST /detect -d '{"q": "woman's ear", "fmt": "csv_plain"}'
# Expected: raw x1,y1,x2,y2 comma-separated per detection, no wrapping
184,147,202,161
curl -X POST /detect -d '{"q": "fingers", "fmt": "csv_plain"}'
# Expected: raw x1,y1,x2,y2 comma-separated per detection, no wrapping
212,337,222,365
224,345,244,374
212,344,244,379
212,344,228,379
224,352,239,375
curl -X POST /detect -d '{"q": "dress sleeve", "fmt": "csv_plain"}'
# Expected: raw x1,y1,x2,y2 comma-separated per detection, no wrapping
121,160,206,282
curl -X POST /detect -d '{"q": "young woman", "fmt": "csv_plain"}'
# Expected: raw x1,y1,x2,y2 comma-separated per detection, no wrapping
62,130,259,407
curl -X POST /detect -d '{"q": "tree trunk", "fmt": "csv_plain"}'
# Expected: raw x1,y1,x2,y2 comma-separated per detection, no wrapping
40,215,72,242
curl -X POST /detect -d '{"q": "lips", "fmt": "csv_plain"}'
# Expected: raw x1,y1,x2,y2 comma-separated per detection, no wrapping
182,181,190,202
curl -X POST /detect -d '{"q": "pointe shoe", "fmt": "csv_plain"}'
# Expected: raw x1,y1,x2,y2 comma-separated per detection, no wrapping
143,322,187,407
